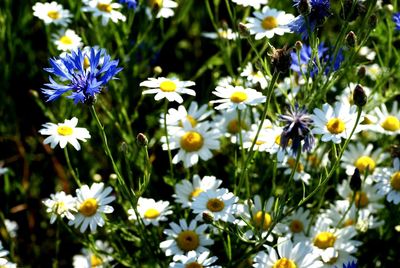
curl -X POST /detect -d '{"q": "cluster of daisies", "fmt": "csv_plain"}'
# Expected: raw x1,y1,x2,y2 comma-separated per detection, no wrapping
0,220,18,268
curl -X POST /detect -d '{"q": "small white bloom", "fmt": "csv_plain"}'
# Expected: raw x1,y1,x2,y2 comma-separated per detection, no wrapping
39,117,91,151
358,46,376,61
240,62,269,89
82,0,126,25
140,77,196,104
279,155,312,185
146,0,178,19
231,0,268,10
202,28,239,40
245,6,294,40
370,100,400,135
212,109,253,144
364,63,383,80
128,197,172,226
169,251,221,268
32,1,72,26
374,158,400,204
4,220,18,238
73,240,114,268
275,207,311,241
211,85,265,111
43,191,77,224
52,29,83,52
69,183,115,233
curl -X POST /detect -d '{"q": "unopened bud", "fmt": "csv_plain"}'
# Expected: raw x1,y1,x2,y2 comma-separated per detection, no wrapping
202,212,214,223
154,66,162,75
368,14,378,29
120,142,128,152
345,31,357,48
295,41,303,51
29,89,39,98
353,84,367,107
109,173,118,180
93,173,102,182
350,168,362,191
297,0,311,16
136,133,148,146
270,45,292,74
238,22,250,38
390,145,400,159
357,66,366,80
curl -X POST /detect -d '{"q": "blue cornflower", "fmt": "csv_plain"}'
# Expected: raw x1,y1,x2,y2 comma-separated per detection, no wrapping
339,261,358,268
290,42,343,78
393,12,400,31
42,47,122,104
289,0,331,39
119,0,138,10
278,103,315,156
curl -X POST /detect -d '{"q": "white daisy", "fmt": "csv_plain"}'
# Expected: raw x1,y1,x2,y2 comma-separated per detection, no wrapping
159,219,214,260
253,237,319,268
72,240,114,268
0,166,9,176
147,0,178,19
242,120,275,152
4,219,18,238
335,82,374,106
309,218,362,267
364,63,382,80
245,6,294,40
39,117,91,151
163,121,221,168
231,0,268,10
52,29,83,52
341,142,389,176
169,251,221,268
43,191,77,224
370,100,400,135
191,188,238,222
240,62,269,89
174,174,222,208
140,77,196,104
69,183,115,233
374,158,400,204
358,46,376,61
216,76,245,88
210,85,265,111
312,102,363,144
32,1,72,26
202,28,239,40
128,197,172,226
279,155,312,185
276,207,311,240
0,241,10,266
274,76,302,103
305,142,329,171
212,109,252,144
336,179,384,214
82,0,126,26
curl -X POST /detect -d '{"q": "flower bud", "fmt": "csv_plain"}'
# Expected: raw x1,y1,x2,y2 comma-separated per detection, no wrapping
154,66,162,75
202,212,214,223
295,41,303,51
345,31,357,48
93,173,102,182
368,14,378,30
270,45,292,74
353,84,367,107
238,22,250,38
136,133,149,146
357,66,366,80
350,168,362,191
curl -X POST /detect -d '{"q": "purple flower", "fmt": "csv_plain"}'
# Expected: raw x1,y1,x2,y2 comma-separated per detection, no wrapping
42,47,122,104
339,261,358,268
278,103,315,156
119,0,138,10
393,12,400,31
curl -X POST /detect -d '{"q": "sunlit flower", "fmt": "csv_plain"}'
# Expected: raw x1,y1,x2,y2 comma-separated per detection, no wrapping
42,47,122,104
274,76,302,103
240,62,268,89
279,155,312,184
162,121,221,168
202,28,239,40
231,0,268,9
358,46,376,61
39,117,91,151
146,0,178,19
169,251,221,268
276,207,311,240
32,1,72,26
312,102,362,144
191,188,238,222
364,63,383,80
211,85,265,111
245,6,294,40
253,237,319,268
140,77,196,104
242,121,274,152
128,197,172,226
73,240,114,268
174,174,222,208
212,109,252,144
52,29,83,52
43,191,77,224
370,101,400,135
69,183,115,233
374,158,400,204
159,219,214,260
82,0,126,25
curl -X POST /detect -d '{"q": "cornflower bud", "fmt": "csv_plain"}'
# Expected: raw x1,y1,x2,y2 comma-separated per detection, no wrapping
350,168,362,191
136,133,149,146
295,41,303,51
345,31,357,48
353,84,367,107
357,66,366,80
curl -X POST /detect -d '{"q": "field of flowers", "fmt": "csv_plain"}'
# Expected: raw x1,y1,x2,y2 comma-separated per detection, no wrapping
1,0,400,267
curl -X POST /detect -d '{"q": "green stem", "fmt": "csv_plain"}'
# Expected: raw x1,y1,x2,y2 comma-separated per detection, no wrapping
63,147,81,187
163,100,174,179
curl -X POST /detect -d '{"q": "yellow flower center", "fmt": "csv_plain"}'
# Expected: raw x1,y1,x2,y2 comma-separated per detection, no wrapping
160,80,177,92
307,154,320,168
148,0,163,8
343,219,355,227
144,208,160,219
185,263,203,268
57,125,73,136
381,115,400,131
47,10,60,20
289,219,304,233
97,3,113,12
326,118,345,134
180,131,204,152
206,198,225,212
314,232,336,249
255,140,266,145
189,188,203,201
390,171,400,191
90,255,103,267
287,158,304,173
354,191,369,208
59,35,73,45
55,201,66,213
176,230,200,251
253,211,272,230
83,57,90,69
179,115,197,128
261,16,278,30
227,119,247,134
230,91,248,103
273,258,297,268
79,198,99,217
354,156,376,173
